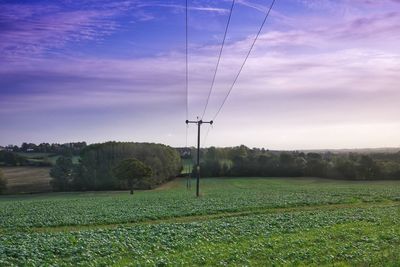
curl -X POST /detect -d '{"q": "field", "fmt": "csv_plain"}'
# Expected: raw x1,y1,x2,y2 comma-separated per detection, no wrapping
0,177,399,266
0,167,52,194
15,152,80,165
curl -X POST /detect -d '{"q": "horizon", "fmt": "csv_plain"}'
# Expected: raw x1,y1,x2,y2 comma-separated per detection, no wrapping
1,0,400,149
1,140,400,152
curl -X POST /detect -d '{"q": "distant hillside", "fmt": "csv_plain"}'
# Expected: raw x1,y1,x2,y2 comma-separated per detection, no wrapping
300,147,400,154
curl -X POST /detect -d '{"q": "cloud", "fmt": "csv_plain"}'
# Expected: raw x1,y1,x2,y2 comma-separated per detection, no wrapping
235,0,272,13
137,3,229,14
0,3,120,58
1,0,400,147
0,0,235,59
332,12,400,42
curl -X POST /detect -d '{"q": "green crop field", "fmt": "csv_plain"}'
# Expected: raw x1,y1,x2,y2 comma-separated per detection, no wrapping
0,178,399,266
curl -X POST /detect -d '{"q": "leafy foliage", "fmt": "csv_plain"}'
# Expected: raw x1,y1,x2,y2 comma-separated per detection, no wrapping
0,178,399,266
48,142,181,191
7,142,87,155
1,178,399,229
113,158,152,194
190,146,400,180
0,151,28,166
50,156,74,191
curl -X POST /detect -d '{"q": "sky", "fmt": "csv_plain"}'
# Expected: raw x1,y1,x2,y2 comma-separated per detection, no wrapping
0,0,400,150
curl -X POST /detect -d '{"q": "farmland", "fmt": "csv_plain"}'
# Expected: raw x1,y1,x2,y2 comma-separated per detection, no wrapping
0,167,52,194
15,152,80,165
0,178,399,266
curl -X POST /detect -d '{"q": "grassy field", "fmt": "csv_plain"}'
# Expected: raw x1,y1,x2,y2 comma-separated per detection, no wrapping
0,166,52,194
15,152,81,165
0,177,399,266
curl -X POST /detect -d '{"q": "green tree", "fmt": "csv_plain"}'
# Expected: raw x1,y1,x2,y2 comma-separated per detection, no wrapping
205,147,218,161
50,156,74,191
0,169,7,194
200,159,221,177
113,158,152,194
334,158,357,179
379,161,400,179
305,153,328,177
77,142,181,191
357,155,380,179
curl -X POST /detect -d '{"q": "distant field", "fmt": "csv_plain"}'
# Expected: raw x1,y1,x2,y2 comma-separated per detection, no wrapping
0,166,52,194
16,152,56,158
0,177,399,266
15,152,80,165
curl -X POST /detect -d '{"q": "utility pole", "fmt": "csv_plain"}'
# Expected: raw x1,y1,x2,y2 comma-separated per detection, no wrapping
186,118,213,197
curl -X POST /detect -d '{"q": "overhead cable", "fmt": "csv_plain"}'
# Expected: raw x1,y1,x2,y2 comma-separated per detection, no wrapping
201,0,236,119
212,0,276,121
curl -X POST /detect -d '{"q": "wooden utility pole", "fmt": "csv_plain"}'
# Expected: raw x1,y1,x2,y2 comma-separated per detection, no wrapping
186,119,213,197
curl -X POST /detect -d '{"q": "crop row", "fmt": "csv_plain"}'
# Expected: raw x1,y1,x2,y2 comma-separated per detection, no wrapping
0,178,399,228
0,206,399,266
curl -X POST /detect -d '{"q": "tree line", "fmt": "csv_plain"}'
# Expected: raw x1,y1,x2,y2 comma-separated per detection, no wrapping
0,151,28,166
193,145,400,180
50,142,181,191
3,142,87,154
3,142,400,195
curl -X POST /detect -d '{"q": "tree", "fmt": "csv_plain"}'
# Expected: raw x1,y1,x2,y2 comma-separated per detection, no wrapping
0,169,7,194
357,155,380,179
113,158,152,194
50,156,74,191
380,161,400,179
334,158,357,179
0,151,28,166
305,153,328,177
3,152,17,166
77,142,181,191
200,159,221,177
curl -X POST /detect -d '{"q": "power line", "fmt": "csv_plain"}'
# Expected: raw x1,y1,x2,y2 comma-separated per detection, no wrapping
185,0,189,121
212,0,276,121
183,0,275,196
201,0,236,119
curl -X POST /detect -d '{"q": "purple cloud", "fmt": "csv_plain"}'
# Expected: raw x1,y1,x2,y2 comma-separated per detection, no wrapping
1,0,400,148
0,3,119,58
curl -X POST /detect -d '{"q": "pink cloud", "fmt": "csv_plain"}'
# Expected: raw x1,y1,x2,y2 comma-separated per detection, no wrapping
1,0,400,148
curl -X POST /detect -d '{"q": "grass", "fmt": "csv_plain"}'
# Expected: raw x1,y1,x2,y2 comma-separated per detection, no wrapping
0,177,399,266
15,152,80,165
0,166,52,194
